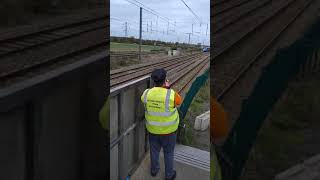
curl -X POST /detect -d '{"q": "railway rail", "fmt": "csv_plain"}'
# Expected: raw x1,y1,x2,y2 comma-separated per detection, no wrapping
213,0,270,33
212,0,232,6
212,0,315,101
213,0,294,60
110,53,208,92
111,53,202,79
0,16,108,57
170,56,209,94
110,51,164,60
212,0,252,17
0,14,108,83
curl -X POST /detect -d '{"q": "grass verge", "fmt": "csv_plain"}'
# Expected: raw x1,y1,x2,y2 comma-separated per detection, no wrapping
111,42,169,52
241,72,320,179
181,79,210,149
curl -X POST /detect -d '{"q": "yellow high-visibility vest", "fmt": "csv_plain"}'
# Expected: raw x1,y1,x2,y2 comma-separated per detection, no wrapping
99,97,109,130
211,146,222,180
141,87,179,134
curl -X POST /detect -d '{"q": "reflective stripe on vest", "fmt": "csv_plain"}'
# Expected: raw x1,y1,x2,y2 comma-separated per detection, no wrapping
145,109,177,117
146,115,179,126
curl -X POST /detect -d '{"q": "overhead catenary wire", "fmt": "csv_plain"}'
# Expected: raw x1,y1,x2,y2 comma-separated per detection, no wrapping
180,0,202,24
123,0,193,33
111,0,209,45
124,0,171,25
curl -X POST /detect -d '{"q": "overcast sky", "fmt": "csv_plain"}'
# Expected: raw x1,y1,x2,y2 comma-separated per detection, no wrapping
110,0,210,45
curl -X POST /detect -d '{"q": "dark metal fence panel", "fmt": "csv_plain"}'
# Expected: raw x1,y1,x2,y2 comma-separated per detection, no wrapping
0,106,27,179
0,52,107,180
110,76,150,180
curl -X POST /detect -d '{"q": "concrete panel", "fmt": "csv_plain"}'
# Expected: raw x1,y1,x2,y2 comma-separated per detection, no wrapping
110,94,119,179
194,111,210,131
110,145,119,180
135,83,148,161
110,77,150,180
136,118,146,163
0,53,107,180
128,132,135,170
121,88,136,131
80,71,108,180
37,80,82,180
110,96,119,141
121,132,135,179
0,107,26,180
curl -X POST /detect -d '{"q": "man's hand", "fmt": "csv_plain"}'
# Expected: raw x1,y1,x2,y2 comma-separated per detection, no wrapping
163,79,171,89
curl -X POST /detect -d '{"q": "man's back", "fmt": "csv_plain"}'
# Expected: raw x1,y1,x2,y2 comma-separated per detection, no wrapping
141,86,181,135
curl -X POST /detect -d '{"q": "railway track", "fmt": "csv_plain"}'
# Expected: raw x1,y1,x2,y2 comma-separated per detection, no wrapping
212,0,232,7
171,56,209,94
110,51,163,60
110,53,202,77
212,0,315,101
0,16,107,57
212,0,253,17
212,0,295,60
213,0,270,34
110,53,207,90
0,15,108,83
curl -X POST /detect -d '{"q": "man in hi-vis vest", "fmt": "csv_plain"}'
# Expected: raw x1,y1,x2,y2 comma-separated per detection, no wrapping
141,68,182,180
211,97,229,180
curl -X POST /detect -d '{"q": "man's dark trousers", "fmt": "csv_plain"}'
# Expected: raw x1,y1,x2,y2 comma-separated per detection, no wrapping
149,132,176,179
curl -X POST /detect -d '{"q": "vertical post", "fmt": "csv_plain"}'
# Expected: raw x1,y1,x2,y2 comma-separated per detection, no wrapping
156,16,158,33
206,23,208,36
192,24,193,34
188,33,191,44
125,22,128,37
139,7,142,61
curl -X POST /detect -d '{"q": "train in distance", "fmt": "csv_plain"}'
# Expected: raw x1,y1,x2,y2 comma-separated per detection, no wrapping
202,47,210,52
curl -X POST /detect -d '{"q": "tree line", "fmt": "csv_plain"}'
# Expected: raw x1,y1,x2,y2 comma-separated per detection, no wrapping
110,36,201,50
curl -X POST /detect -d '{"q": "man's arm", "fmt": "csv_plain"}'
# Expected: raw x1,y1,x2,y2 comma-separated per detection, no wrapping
141,89,148,103
211,97,229,140
174,91,182,107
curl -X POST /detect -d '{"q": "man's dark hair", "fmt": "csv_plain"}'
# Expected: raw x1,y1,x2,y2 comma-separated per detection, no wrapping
151,68,166,87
